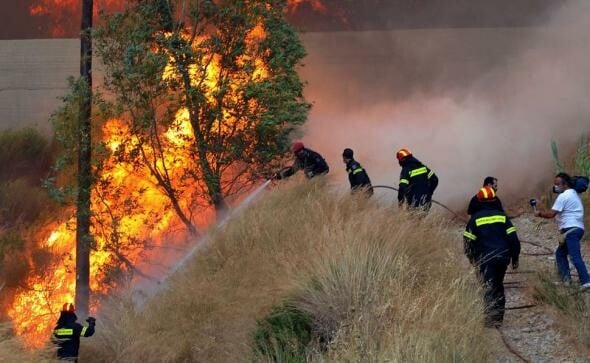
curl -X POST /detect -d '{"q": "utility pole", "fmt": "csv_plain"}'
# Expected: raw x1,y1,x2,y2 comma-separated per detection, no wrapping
75,0,93,318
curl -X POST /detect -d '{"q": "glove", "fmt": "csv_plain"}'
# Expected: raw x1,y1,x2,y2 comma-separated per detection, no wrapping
511,259,519,270
86,317,96,325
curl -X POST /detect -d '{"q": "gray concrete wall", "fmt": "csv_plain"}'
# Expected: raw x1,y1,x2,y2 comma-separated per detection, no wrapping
0,39,79,132
0,28,545,133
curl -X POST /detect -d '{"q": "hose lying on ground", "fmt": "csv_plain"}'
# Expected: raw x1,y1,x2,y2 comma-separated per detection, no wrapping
372,185,466,221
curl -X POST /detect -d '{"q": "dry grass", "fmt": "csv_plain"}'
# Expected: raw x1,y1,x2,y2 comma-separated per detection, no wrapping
0,325,55,362
533,270,590,350
2,180,489,362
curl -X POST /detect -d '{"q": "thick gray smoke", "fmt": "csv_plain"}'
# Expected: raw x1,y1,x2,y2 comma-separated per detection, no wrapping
298,0,590,209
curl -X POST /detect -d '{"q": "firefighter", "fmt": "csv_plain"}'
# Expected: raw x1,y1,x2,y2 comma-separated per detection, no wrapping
463,186,520,327
396,148,438,210
274,141,329,180
342,148,373,196
467,176,504,216
52,303,96,362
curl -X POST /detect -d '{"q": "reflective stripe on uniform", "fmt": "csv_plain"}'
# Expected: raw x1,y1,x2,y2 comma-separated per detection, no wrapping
463,231,477,240
475,215,506,226
506,226,517,234
81,327,87,336
352,167,364,175
409,167,428,178
400,179,409,185
428,170,434,179
54,328,73,336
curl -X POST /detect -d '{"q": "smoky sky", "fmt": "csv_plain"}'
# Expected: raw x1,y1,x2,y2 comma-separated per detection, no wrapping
0,0,562,40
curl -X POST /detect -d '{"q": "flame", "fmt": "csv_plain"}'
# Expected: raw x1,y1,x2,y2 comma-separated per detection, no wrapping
8,16,271,347
286,0,327,14
29,0,329,37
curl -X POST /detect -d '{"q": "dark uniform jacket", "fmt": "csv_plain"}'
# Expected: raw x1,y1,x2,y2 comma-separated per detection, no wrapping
52,312,95,359
463,205,520,265
346,159,372,194
467,195,504,216
278,148,329,179
397,156,438,207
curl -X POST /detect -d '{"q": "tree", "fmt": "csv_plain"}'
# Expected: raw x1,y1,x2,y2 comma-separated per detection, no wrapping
76,0,93,318
95,0,310,223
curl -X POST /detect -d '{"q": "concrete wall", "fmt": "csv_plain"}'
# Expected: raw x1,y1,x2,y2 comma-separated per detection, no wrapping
0,28,544,133
0,39,79,132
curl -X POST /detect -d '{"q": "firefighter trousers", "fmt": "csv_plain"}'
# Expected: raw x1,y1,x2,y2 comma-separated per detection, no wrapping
479,257,509,326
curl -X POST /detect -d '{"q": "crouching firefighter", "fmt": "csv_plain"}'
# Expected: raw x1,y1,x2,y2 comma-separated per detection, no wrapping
274,141,329,180
463,186,520,328
52,303,96,361
396,148,438,210
342,148,373,196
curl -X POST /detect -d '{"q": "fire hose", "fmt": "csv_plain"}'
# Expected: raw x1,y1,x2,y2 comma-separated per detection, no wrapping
373,184,546,312
372,185,553,256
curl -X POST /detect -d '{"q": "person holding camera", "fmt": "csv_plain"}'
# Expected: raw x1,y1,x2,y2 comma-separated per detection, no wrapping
534,172,590,288
52,303,96,362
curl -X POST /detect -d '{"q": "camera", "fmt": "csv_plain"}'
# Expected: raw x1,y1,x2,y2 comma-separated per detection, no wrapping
529,199,537,208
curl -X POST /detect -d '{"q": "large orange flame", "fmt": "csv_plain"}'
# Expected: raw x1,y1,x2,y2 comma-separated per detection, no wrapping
7,18,270,347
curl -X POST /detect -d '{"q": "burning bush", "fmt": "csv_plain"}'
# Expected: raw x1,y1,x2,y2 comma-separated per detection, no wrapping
5,0,310,348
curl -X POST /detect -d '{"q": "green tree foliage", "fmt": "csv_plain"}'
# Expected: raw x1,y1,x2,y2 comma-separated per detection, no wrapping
574,135,590,176
95,0,310,218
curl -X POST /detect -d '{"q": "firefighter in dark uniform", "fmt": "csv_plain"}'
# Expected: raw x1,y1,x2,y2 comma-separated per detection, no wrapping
463,186,520,327
467,176,504,216
52,303,96,361
396,148,438,210
275,141,329,180
342,148,373,196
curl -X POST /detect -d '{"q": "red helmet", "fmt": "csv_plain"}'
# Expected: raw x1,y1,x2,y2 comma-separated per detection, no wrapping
291,141,304,153
396,148,412,161
62,303,75,313
477,186,496,201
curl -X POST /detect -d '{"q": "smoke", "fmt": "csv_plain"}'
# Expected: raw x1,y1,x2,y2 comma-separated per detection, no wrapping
299,0,590,209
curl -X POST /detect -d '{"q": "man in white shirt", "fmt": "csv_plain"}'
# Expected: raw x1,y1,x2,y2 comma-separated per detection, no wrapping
535,173,590,288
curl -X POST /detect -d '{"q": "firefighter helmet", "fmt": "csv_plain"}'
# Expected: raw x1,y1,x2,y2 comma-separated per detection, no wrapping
476,186,496,201
396,148,412,161
291,141,304,153
62,303,75,313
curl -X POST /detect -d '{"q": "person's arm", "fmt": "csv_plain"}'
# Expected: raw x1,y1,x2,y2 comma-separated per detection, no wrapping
535,194,563,219
463,218,478,265
349,165,360,189
80,317,96,337
467,196,477,215
535,209,558,218
505,220,520,269
427,169,438,193
398,168,410,204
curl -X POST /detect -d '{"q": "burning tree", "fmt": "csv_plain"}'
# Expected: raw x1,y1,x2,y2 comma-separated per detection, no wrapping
6,0,309,347
95,0,310,219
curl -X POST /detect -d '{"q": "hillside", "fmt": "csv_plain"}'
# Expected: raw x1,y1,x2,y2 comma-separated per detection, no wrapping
72,180,487,362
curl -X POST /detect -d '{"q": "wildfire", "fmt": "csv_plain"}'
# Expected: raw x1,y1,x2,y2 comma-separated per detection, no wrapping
29,0,124,37
286,0,327,14
29,0,328,37
7,8,273,347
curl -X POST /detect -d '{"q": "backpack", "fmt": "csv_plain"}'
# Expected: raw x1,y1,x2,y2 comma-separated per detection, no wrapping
573,176,589,193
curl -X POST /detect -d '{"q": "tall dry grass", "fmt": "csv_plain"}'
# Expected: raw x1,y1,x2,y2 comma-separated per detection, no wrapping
0,325,55,362
3,180,489,362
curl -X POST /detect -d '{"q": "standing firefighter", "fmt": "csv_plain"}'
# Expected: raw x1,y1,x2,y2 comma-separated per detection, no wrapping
463,186,520,327
274,141,329,180
396,148,438,210
342,148,373,196
52,303,96,361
